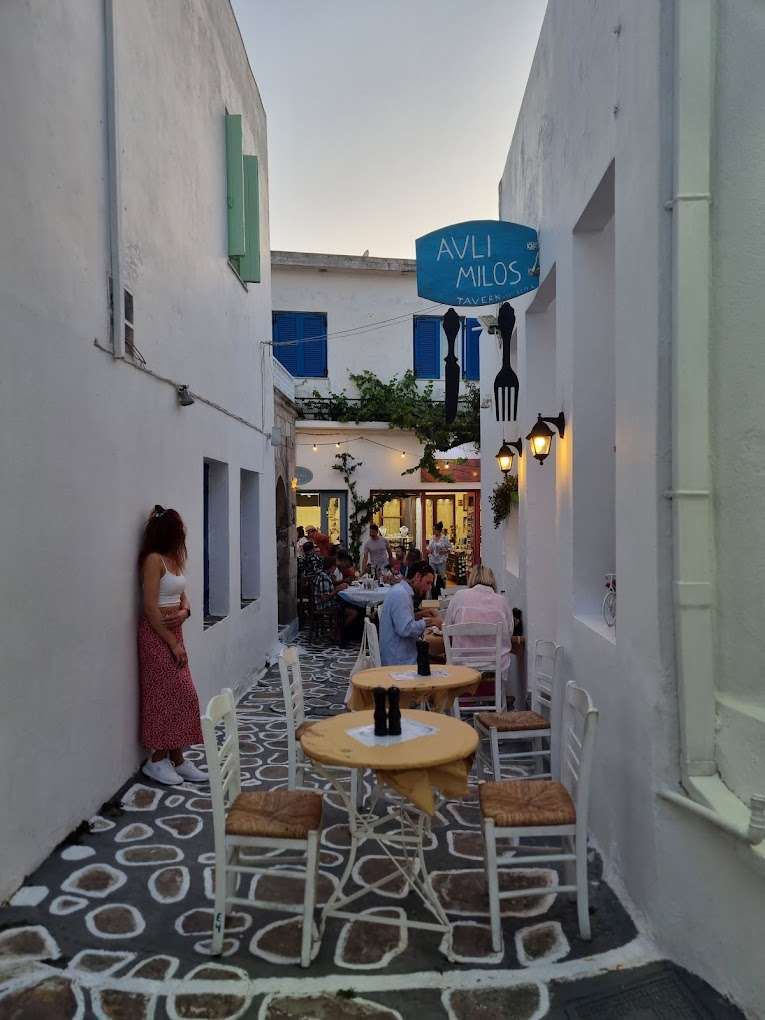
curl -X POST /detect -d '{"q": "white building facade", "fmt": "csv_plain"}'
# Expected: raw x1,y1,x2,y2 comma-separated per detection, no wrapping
271,252,483,574
479,1,765,1012
0,0,276,898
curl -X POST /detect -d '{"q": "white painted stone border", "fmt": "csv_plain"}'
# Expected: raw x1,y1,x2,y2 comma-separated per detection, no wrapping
334,907,408,970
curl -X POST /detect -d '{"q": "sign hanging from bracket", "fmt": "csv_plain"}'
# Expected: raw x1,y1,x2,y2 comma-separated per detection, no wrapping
415,219,539,307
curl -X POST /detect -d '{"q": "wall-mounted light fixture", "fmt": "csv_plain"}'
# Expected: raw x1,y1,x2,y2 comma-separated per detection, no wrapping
495,439,522,476
526,412,566,464
176,384,194,407
290,477,298,491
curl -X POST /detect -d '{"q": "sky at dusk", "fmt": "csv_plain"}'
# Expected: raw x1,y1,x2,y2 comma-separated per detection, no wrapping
232,1,547,258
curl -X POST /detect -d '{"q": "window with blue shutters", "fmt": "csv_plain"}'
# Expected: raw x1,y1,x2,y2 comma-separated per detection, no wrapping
272,312,327,378
413,316,442,379
462,317,481,380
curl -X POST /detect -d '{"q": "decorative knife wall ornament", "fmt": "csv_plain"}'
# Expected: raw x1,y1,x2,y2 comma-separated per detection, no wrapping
493,302,519,422
442,307,461,423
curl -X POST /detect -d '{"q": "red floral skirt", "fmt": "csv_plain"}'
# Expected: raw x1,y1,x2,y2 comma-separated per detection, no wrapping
138,616,203,751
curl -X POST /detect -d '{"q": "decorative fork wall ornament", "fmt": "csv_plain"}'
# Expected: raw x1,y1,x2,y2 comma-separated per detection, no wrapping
494,302,519,422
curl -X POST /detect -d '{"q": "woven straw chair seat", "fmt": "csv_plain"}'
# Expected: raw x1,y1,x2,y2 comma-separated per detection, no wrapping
295,720,317,740
476,710,549,732
479,779,576,827
226,789,323,840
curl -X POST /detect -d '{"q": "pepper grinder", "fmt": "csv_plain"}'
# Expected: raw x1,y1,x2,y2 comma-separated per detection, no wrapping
387,687,402,736
416,639,431,677
373,687,388,736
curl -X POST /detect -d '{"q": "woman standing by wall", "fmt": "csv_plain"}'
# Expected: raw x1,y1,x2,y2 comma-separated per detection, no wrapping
137,506,207,785
426,521,451,596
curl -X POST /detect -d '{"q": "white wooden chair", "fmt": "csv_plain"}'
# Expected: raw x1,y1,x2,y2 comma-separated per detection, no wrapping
443,621,504,718
343,619,380,706
364,617,382,669
479,681,599,951
280,646,359,805
474,640,564,781
201,688,323,966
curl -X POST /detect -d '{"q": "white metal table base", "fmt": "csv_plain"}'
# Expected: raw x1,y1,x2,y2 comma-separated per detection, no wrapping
313,762,456,959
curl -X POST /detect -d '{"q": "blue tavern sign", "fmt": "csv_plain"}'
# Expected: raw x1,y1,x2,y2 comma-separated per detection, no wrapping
415,219,539,307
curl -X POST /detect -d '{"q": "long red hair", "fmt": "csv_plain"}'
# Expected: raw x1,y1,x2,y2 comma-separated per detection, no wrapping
138,505,187,571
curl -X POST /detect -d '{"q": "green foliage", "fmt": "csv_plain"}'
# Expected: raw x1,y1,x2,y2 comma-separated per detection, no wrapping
314,370,480,482
490,475,519,528
332,452,397,565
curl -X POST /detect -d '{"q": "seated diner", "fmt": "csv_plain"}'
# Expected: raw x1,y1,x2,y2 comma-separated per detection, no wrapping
379,560,443,665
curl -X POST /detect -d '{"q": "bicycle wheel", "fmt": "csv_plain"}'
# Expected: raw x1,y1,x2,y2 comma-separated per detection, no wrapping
602,589,616,627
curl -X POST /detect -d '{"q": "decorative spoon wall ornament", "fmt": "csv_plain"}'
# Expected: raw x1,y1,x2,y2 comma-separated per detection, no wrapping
494,302,519,422
442,307,461,423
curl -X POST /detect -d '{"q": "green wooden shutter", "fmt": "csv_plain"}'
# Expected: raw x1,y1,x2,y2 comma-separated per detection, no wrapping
239,155,260,283
225,113,245,258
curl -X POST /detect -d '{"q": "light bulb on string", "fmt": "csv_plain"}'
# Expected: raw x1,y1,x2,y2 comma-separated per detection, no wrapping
312,443,318,452
335,442,341,449
400,451,406,459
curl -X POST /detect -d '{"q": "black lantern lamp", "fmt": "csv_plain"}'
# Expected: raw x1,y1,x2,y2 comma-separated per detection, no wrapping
495,439,523,476
526,412,565,464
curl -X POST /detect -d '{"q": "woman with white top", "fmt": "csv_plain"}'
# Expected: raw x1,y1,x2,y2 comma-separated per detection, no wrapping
137,505,207,786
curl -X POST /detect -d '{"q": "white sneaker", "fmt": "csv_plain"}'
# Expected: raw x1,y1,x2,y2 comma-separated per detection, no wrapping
142,758,183,786
174,760,208,783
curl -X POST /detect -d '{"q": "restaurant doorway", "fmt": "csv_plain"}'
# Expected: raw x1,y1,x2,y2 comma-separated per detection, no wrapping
296,490,347,547
422,491,480,585
370,489,481,583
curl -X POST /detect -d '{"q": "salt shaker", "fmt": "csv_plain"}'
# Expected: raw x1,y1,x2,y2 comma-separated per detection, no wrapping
387,687,402,736
373,687,388,736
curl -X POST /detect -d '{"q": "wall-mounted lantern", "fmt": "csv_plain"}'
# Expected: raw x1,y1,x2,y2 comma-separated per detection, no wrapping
495,439,522,476
526,412,565,464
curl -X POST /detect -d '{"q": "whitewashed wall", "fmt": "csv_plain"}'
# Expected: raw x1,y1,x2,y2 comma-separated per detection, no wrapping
480,1,765,1013
0,0,276,898
709,0,765,811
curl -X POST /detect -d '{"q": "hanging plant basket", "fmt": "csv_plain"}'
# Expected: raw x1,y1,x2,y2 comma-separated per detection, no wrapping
490,475,519,528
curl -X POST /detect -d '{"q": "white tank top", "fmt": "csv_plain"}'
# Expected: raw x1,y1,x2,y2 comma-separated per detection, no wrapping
158,557,185,607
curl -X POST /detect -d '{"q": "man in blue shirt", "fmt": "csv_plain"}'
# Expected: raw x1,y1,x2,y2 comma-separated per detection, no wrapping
379,561,443,665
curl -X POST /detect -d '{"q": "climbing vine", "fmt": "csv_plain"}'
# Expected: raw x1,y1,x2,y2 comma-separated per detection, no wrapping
332,452,397,565
306,371,480,481
489,475,519,528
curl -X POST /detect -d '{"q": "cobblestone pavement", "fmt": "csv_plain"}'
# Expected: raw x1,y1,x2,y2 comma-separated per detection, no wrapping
0,636,744,1018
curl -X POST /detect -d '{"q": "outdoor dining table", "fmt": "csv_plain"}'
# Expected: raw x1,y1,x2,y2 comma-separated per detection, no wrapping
299,708,477,958
348,663,481,714
337,584,392,609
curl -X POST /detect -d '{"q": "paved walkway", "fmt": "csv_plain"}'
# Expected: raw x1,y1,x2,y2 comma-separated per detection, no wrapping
0,636,744,1018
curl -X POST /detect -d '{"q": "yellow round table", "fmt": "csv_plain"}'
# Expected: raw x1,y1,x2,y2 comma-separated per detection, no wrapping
349,663,481,714
300,708,477,815
301,709,478,960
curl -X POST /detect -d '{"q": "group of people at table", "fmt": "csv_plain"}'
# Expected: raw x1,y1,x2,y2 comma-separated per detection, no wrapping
296,521,520,684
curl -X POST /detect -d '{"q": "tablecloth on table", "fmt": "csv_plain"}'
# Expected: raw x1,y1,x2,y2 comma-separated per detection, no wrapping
348,678,480,714
299,708,477,815
338,586,392,608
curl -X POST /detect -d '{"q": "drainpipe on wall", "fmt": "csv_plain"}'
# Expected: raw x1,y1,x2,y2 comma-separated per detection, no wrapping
104,0,124,357
667,0,716,784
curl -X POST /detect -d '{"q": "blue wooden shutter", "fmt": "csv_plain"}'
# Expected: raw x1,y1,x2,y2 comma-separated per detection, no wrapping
299,314,327,377
462,318,481,380
413,316,441,378
273,312,299,374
